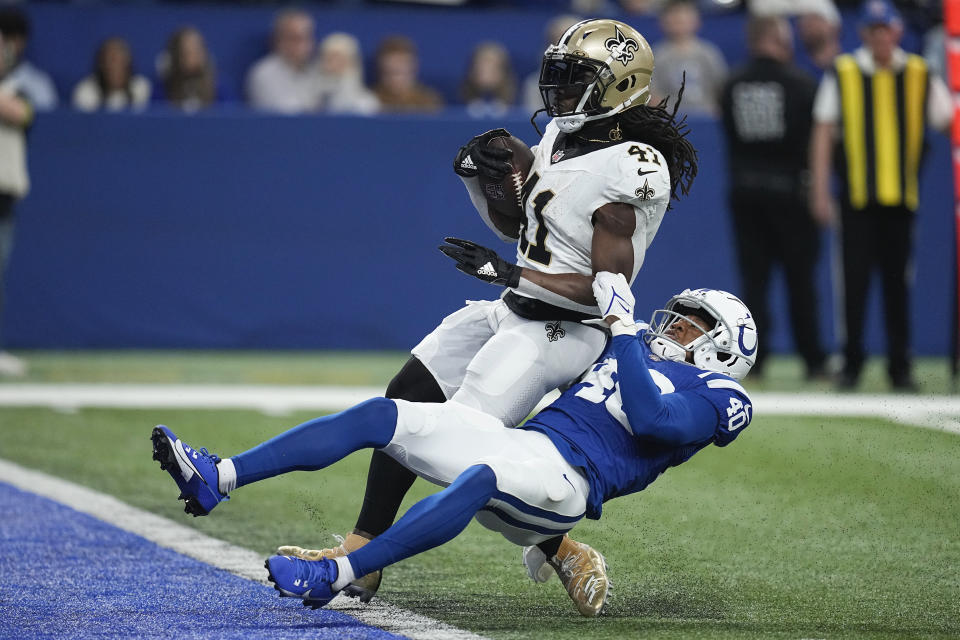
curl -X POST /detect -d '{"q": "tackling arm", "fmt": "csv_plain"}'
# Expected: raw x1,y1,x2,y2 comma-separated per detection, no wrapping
591,271,716,445
612,334,718,445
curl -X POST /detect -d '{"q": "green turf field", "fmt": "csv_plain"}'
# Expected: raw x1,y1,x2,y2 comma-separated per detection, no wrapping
3,402,958,639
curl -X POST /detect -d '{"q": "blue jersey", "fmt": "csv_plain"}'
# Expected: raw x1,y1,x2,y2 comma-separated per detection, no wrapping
523,330,753,519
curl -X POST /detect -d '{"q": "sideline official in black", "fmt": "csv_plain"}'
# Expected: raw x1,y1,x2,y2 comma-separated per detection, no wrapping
721,15,826,380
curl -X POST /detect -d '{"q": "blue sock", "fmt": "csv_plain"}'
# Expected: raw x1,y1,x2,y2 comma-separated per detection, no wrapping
347,464,497,577
231,398,397,488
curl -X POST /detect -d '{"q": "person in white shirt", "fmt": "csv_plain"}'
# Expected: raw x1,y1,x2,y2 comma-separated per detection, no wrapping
246,9,322,114
0,9,57,111
72,37,151,112
316,32,379,116
0,26,33,376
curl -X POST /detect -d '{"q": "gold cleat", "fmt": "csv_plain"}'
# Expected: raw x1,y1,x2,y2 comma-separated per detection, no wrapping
547,535,612,617
277,532,382,603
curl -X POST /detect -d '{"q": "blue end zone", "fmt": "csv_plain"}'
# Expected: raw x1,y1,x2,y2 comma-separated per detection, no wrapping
0,482,402,639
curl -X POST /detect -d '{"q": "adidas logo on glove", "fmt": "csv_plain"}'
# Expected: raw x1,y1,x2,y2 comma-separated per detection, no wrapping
477,262,498,277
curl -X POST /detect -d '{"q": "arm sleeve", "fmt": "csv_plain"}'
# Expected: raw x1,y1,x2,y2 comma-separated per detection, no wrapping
926,73,953,133
812,73,839,124
612,334,718,445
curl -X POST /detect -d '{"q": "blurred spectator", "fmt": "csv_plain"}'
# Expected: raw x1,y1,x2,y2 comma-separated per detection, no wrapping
373,35,443,113
720,16,826,380
72,37,151,112
570,0,619,16
0,28,33,377
746,0,841,22
0,9,56,111
746,0,841,73
809,0,952,390
246,9,321,114
159,26,216,112
316,32,378,115
460,41,516,118
797,12,842,72
522,14,582,113
619,0,667,15
650,0,728,115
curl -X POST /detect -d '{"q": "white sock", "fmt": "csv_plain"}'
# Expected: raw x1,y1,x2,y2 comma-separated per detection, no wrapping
216,458,237,495
331,555,356,591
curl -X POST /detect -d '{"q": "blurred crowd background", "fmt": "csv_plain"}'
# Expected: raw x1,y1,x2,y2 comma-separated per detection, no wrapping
0,0,954,391
0,0,945,115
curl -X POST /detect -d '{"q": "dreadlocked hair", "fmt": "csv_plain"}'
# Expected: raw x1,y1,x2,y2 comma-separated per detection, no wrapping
619,78,698,207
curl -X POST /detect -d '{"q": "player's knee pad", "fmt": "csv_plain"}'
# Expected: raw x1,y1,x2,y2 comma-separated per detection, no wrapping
475,456,575,506
391,398,441,440
391,399,504,441
463,332,540,398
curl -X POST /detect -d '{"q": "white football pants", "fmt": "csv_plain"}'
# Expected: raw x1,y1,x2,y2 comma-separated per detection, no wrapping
383,399,590,545
411,298,607,428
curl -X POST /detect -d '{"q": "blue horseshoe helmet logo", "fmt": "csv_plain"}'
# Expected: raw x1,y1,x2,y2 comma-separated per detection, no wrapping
737,323,757,357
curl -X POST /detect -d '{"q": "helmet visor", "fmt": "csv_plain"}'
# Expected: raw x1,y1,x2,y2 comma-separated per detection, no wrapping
538,51,614,117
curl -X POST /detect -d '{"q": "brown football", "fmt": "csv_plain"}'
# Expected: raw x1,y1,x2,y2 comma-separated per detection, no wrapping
478,135,534,220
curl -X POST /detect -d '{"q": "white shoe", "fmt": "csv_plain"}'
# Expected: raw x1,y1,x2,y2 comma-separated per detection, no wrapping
0,351,26,377
522,544,555,583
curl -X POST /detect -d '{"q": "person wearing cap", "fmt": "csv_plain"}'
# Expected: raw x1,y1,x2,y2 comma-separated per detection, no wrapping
809,0,952,391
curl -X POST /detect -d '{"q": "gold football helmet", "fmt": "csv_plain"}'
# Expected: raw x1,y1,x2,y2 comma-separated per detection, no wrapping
539,19,654,132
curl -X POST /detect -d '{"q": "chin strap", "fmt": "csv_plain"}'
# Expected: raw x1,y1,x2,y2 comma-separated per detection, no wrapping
555,114,587,133
648,336,689,364
529,108,547,137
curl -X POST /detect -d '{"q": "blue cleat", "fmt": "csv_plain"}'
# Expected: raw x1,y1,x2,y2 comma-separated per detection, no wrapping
150,424,228,517
265,555,340,609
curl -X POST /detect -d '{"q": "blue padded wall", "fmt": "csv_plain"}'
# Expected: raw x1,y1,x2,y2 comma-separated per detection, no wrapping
5,111,953,353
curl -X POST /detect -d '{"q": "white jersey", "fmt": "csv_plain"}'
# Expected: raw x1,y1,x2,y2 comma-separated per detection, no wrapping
513,119,671,314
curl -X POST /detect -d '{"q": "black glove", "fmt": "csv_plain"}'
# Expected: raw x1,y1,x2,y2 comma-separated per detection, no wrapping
438,237,521,288
452,128,514,180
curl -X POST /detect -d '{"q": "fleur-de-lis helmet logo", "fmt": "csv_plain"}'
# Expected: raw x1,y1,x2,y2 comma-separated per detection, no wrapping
604,25,640,66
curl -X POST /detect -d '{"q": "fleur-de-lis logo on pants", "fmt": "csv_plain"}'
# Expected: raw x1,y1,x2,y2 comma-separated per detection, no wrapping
545,321,566,342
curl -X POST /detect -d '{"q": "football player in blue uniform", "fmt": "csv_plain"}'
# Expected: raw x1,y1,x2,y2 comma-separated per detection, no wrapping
151,272,757,615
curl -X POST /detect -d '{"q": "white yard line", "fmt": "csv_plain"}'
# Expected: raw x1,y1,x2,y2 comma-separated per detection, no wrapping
0,383,959,434
0,458,488,640
0,384,385,415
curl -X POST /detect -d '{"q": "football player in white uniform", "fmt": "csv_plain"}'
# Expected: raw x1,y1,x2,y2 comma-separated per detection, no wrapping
279,18,699,615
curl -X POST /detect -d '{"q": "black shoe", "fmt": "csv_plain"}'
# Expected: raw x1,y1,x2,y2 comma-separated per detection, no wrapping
805,363,829,382
836,371,859,390
890,374,919,393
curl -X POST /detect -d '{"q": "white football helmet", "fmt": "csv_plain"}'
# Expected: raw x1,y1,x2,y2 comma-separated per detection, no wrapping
645,288,758,380
538,18,654,133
